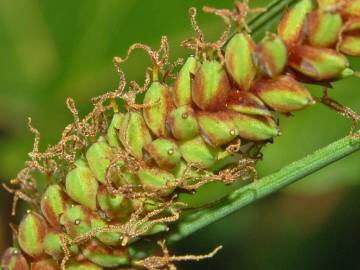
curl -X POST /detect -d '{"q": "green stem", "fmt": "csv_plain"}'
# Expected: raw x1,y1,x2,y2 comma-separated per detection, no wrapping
168,130,360,243
248,0,297,33
224,0,297,45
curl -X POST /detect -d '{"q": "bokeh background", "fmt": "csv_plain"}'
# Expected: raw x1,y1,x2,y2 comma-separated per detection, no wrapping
0,0,359,269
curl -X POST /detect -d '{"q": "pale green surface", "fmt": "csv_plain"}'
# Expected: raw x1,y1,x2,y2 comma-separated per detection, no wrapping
225,33,256,90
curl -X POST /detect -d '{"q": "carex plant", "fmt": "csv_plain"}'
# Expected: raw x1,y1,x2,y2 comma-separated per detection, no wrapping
1,0,360,269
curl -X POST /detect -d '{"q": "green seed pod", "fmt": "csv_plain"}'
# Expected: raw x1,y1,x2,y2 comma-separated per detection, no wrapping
137,198,162,212
60,205,93,238
81,240,129,268
179,136,221,168
316,0,338,10
197,111,239,146
253,33,288,78
112,170,139,188
143,81,173,137
138,168,176,196
167,106,199,140
107,113,124,149
30,259,59,270
253,75,314,113
342,17,360,33
66,161,98,210
86,136,114,183
43,232,62,260
278,0,313,47
1,248,29,270
90,217,122,246
171,159,188,178
44,231,79,260
230,113,280,141
226,90,272,116
66,261,102,270
338,18,360,55
97,185,132,219
337,68,355,80
339,35,360,56
119,111,152,160
288,45,349,81
225,33,256,90
171,159,203,185
139,222,169,236
60,205,121,245
173,56,199,106
344,0,360,17
306,10,342,48
145,138,181,169
192,61,230,111
40,184,67,228
18,212,47,258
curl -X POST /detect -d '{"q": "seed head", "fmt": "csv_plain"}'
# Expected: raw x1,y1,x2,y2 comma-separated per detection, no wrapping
1,247,29,270
225,33,256,90
18,212,48,258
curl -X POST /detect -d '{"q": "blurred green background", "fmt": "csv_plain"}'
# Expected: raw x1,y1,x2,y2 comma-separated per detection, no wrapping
0,0,359,269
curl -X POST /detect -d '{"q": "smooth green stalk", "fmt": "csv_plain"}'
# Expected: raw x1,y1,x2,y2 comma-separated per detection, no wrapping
224,0,298,44
248,0,298,33
168,130,360,242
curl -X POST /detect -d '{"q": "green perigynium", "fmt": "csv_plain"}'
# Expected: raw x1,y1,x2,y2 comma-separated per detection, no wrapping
225,33,257,91
253,33,288,78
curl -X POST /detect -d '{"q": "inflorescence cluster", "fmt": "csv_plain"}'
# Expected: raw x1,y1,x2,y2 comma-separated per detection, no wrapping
1,0,360,269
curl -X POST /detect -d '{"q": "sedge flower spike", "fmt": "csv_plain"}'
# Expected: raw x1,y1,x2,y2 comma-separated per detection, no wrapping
1,0,360,269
